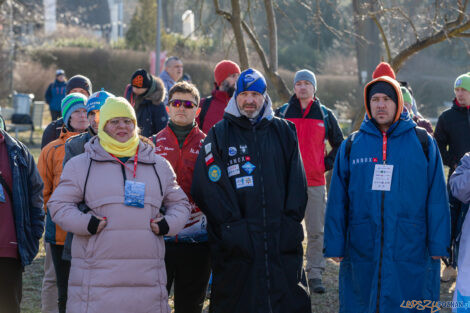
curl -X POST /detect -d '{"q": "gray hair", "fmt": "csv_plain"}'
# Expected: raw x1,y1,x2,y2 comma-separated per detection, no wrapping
164,56,182,68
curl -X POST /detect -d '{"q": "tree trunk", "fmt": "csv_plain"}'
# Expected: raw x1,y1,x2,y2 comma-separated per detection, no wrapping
351,0,380,132
230,0,249,69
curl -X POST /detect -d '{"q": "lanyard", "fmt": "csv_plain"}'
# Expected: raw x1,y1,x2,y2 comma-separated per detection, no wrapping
110,147,139,179
382,132,387,164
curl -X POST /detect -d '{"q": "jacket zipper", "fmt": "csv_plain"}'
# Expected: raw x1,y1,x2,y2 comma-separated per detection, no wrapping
252,126,273,313
376,131,388,313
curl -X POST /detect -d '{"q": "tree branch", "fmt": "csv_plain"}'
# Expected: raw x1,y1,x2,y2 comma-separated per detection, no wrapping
370,14,391,63
391,18,470,71
457,32,470,37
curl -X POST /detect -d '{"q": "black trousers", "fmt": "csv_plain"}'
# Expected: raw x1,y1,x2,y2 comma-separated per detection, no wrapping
0,257,22,313
165,242,211,313
50,244,70,313
50,110,61,121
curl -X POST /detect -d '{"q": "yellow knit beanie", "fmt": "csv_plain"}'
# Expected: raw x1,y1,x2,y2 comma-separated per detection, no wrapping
98,97,139,157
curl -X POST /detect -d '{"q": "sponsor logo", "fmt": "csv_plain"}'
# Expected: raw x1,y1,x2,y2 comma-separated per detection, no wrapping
241,162,256,174
208,165,221,182
228,146,237,156
236,176,254,189
227,164,240,177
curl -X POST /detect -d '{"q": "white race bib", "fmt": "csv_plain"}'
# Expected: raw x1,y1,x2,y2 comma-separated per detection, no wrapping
372,164,394,191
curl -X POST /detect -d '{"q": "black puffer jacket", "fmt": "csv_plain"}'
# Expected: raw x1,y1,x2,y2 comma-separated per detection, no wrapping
435,99,470,177
125,75,168,137
191,97,311,313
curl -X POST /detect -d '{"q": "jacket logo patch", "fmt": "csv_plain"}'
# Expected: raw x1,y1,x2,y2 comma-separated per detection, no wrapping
227,156,246,166
236,176,254,189
239,145,248,154
208,165,221,182
318,122,324,127
241,162,256,174
227,164,240,177
228,146,237,156
352,157,377,165
205,153,214,165
205,143,211,155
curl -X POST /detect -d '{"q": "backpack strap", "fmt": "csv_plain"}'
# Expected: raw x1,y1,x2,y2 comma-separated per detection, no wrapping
198,96,212,130
319,104,329,140
277,103,290,118
414,127,429,161
345,131,359,161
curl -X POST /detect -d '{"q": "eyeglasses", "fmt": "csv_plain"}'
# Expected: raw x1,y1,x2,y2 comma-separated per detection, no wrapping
169,99,197,109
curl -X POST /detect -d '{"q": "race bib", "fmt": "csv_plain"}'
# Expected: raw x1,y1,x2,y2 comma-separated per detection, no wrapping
372,164,393,191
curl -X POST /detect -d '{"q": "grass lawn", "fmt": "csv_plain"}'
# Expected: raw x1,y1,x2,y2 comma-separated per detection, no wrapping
11,129,455,313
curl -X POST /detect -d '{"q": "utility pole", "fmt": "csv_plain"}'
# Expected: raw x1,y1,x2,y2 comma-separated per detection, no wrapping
155,0,161,75
8,0,14,98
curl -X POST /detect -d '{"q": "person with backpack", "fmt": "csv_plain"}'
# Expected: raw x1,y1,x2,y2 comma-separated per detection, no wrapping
275,69,344,294
324,76,450,313
197,60,241,134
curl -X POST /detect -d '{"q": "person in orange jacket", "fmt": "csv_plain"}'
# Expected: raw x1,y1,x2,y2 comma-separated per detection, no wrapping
38,93,89,313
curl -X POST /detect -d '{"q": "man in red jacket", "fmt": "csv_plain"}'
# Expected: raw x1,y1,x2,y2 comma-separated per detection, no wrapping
151,82,209,313
197,60,240,134
276,69,344,294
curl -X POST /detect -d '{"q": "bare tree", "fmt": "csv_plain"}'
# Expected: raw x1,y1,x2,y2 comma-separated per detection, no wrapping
372,0,470,72
213,0,290,101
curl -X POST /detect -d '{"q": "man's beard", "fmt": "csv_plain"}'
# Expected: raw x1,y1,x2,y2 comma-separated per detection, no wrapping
239,103,263,119
221,81,236,97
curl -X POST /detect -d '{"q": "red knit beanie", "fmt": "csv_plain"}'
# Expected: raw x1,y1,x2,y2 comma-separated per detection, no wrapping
372,62,396,79
214,60,241,86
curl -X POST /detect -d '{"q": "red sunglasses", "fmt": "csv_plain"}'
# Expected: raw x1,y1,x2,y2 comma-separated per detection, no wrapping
169,99,197,109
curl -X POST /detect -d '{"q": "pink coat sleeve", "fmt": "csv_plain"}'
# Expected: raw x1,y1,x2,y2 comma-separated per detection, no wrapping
48,158,95,236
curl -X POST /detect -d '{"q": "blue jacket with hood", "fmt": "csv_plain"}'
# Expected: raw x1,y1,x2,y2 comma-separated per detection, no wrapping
324,76,450,313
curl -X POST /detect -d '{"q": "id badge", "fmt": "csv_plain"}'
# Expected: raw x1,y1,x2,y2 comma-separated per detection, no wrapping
0,185,5,203
372,164,394,191
124,180,145,208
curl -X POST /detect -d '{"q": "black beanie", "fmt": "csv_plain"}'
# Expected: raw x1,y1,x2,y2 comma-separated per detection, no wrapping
367,81,398,106
66,75,92,96
131,69,152,89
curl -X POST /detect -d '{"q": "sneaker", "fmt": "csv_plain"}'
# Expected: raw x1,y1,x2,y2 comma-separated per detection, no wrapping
308,278,326,294
441,265,457,282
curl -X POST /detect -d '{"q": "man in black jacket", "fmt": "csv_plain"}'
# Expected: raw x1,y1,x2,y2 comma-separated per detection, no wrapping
434,72,470,280
191,69,311,313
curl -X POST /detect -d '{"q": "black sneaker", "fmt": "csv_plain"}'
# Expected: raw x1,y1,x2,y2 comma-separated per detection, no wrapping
308,278,326,294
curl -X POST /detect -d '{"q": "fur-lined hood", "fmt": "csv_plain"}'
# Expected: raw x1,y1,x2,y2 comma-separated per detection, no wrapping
135,75,166,108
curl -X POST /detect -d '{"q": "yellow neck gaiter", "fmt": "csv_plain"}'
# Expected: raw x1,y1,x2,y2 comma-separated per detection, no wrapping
98,96,140,157
98,130,139,157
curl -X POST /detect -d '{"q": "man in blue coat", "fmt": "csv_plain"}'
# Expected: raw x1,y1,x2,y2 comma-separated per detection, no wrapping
324,76,450,313
45,69,67,121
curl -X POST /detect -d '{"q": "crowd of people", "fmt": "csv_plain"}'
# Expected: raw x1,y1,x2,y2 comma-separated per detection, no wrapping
1,56,470,313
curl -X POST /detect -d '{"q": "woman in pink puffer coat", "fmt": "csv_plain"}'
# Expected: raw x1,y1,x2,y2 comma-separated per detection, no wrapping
48,97,190,313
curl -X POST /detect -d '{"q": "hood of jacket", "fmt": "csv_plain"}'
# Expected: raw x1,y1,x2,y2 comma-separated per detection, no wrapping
364,76,404,125
135,75,166,108
84,135,156,163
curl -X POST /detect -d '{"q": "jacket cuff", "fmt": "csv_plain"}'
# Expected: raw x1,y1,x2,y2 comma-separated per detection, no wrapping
157,218,169,236
87,216,101,235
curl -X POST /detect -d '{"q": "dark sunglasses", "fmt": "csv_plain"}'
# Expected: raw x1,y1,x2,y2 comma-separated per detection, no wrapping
169,99,197,109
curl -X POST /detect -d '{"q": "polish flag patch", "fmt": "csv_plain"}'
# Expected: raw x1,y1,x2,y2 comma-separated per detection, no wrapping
205,153,214,165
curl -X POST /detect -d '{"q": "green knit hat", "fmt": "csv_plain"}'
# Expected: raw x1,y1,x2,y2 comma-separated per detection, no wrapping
454,72,470,93
401,87,412,104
